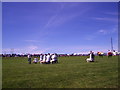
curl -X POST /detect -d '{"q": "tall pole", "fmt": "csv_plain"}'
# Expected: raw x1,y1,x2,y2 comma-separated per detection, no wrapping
111,37,113,51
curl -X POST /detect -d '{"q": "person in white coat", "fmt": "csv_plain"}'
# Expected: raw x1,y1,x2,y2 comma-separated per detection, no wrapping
39,54,43,63
86,51,95,62
112,50,117,56
46,53,51,64
33,58,38,64
40,54,46,64
50,53,58,64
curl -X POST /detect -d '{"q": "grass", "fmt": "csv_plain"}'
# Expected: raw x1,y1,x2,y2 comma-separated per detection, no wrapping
2,56,118,88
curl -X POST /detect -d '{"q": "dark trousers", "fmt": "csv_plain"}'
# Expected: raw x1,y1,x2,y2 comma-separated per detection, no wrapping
29,61,31,64
28,58,31,64
108,55,112,58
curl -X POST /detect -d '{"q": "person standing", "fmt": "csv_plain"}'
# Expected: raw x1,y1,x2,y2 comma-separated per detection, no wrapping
28,54,31,64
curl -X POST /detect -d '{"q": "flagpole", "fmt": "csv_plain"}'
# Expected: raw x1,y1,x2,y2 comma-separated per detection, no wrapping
111,37,113,51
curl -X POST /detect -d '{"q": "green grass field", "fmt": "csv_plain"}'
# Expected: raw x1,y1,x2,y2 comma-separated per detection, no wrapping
2,56,118,88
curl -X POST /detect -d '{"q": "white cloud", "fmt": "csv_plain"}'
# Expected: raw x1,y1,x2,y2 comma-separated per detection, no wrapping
27,45,38,50
94,17,118,22
24,40,40,43
105,12,118,16
111,26,118,33
2,45,44,54
85,35,97,40
2,44,118,54
98,29,108,34
85,25,118,41
42,4,90,31
23,45,49,54
2,0,119,2
97,26,117,35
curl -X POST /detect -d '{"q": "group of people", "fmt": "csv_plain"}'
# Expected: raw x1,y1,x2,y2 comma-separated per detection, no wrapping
86,50,118,62
28,53,58,64
107,50,118,57
97,52,104,57
27,50,118,64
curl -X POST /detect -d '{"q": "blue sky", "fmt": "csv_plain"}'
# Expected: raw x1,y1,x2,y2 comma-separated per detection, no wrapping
2,2,118,54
